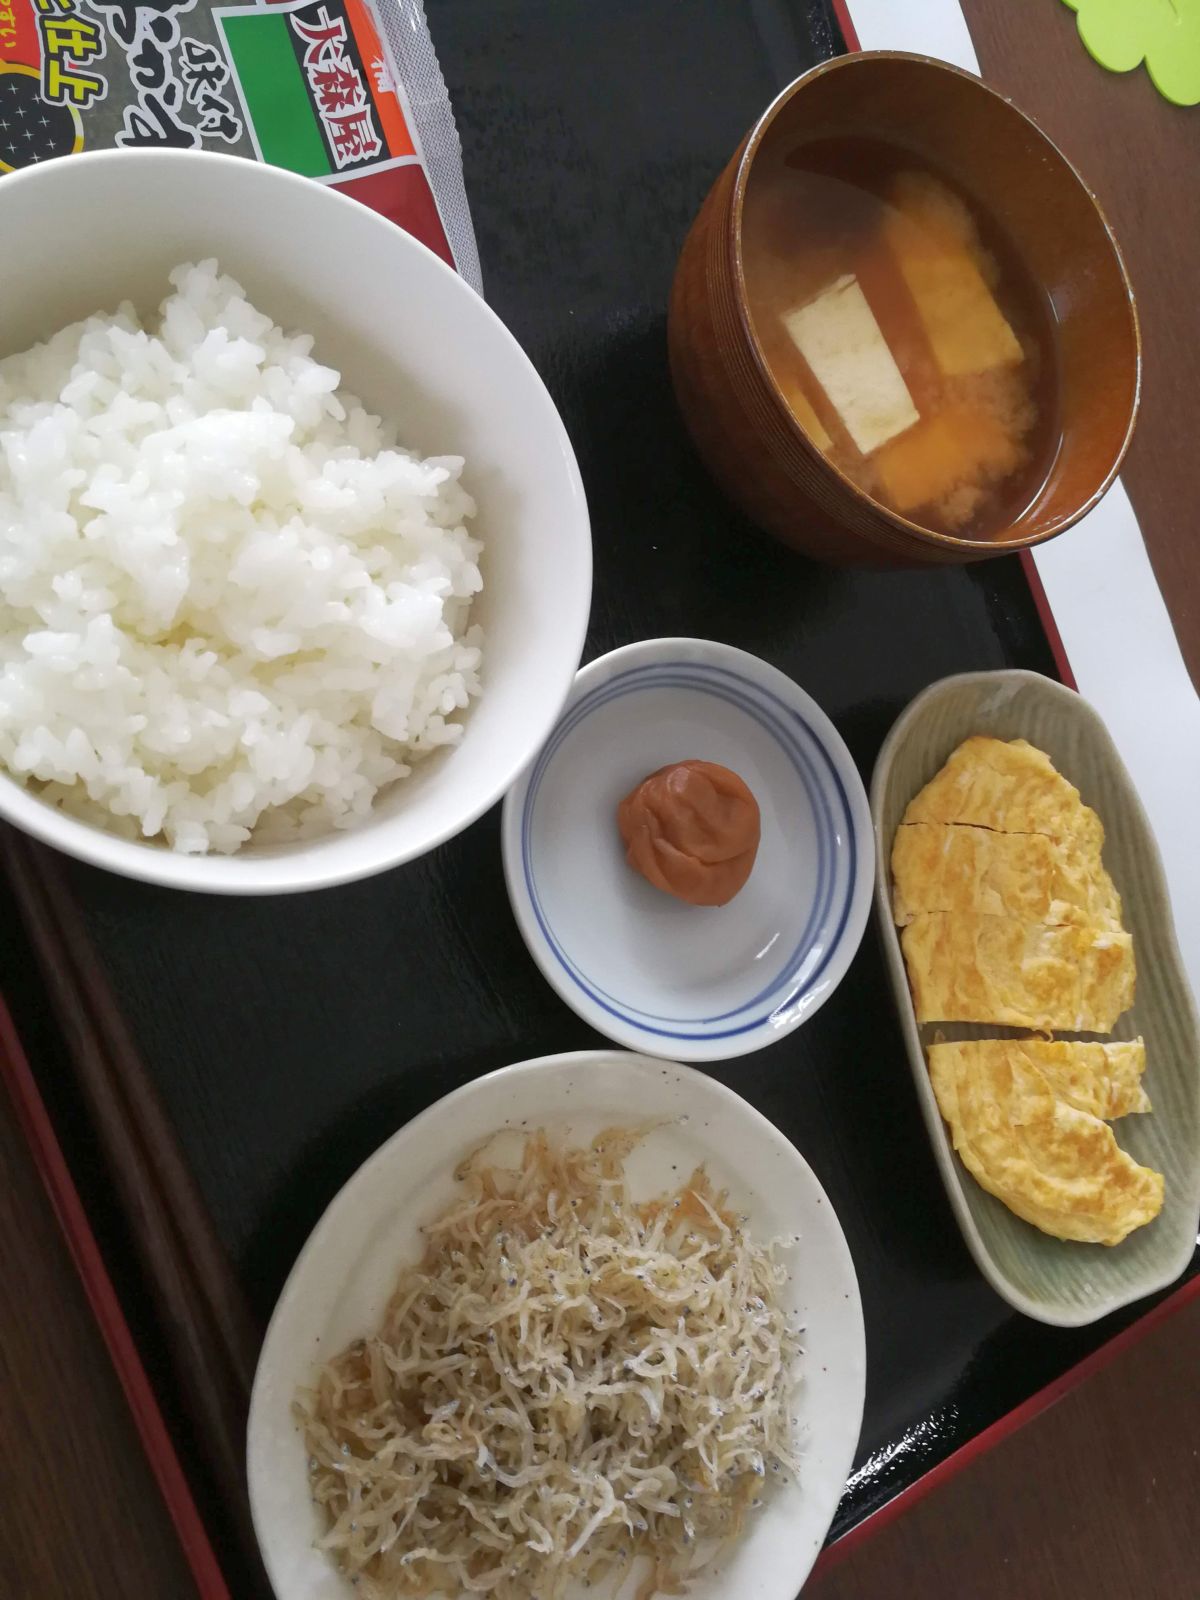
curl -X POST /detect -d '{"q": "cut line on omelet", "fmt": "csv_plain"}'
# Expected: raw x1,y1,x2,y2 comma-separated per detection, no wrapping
894,737,1133,1029
927,1038,1150,1122
928,1043,1162,1246
901,736,1104,853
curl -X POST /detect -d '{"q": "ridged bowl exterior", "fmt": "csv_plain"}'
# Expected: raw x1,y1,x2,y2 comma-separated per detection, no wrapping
668,54,1140,567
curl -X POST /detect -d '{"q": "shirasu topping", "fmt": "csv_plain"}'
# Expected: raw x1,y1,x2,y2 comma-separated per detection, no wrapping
298,1127,802,1598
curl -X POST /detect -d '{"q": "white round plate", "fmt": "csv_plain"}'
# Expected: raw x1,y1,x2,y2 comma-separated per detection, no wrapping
501,639,874,1061
247,1050,866,1600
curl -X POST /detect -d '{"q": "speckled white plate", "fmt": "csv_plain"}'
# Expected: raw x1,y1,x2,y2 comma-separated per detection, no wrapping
872,670,1200,1327
247,1050,865,1600
501,638,874,1062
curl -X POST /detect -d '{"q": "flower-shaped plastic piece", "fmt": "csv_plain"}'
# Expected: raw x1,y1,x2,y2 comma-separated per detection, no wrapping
1063,0,1200,107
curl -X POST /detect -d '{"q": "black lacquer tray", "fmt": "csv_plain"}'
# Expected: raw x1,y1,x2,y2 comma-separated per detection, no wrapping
2,0,1196,1585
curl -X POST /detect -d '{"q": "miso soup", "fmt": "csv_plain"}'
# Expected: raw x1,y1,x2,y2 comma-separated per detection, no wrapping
741,137,1060,538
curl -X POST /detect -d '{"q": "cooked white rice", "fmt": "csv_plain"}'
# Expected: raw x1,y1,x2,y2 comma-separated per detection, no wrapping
0,260,482,855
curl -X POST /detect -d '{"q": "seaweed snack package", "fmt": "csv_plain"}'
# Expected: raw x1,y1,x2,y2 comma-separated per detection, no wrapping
0,0,481,289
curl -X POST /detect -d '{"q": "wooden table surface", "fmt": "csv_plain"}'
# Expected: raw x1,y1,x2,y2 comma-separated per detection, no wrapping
967,0,1200,696
2,3,1198,1596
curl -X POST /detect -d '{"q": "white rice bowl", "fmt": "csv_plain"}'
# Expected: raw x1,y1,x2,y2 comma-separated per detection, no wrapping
0,260,483,855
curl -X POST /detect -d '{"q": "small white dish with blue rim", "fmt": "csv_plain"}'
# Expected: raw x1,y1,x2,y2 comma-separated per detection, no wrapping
501,637,873,1061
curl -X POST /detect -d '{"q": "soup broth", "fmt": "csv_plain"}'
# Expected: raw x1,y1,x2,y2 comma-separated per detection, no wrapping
742,137,1060,539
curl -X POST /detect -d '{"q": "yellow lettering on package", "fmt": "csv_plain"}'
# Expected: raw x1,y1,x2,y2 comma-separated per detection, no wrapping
39,10,105,107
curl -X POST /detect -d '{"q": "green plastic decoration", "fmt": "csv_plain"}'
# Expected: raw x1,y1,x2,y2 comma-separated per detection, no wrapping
1062,0,1200,106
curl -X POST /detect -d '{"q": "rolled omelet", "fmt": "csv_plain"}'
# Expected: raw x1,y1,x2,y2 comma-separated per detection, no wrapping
901,912,1135,1032
928,1043,1162,1246
902,738,1158,1246
927,1038,1150,1122
893,737,1134,1031
900,736,1104,855
891,821,1121,929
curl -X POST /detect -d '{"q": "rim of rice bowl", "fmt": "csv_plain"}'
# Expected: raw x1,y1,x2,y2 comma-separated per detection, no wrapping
0,152,591,894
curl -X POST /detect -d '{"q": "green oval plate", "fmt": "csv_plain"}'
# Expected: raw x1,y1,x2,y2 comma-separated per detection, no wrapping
871,670,1200,1327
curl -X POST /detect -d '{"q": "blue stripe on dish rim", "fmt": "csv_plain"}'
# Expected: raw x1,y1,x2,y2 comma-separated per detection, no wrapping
519,660,859,1041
